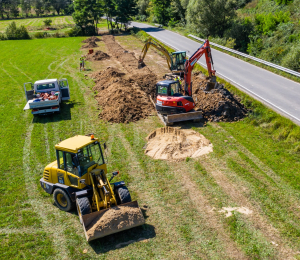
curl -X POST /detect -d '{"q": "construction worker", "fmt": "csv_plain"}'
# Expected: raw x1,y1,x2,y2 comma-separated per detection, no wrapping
80,56,85,71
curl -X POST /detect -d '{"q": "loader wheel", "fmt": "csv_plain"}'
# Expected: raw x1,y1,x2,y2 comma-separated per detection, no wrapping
76,197,91,224
115,186,132,205
53,188,74,212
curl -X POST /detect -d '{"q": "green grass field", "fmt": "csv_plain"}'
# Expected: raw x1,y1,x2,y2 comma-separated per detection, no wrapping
1,34,300,259
0,16,74,32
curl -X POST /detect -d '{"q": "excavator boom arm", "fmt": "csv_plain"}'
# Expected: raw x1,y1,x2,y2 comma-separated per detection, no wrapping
139,38,173,70
184,40,216,96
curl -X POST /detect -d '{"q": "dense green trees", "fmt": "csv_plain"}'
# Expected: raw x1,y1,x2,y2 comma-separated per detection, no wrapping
0,0,73,18
133,0,299,72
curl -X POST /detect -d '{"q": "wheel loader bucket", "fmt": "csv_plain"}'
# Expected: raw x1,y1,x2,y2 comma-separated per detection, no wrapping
81,201,145,242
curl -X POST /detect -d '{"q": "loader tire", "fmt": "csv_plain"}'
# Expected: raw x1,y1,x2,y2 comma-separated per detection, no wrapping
53,188,74,212
76,197,91,224
115,186,132,205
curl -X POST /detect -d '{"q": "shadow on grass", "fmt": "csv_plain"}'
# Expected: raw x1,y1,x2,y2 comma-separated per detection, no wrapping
57,203,155,253
90,224,156,253
31,101,80,123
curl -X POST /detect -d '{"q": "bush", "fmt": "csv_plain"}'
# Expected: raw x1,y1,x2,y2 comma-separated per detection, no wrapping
43,19,52,26
5,22,30,40
168,18,177,28
282,45,300,71
67,26,83,37
34,32,47,38
0,32,6,40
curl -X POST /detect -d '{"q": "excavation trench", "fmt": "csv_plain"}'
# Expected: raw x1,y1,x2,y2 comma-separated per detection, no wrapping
87,35,247,124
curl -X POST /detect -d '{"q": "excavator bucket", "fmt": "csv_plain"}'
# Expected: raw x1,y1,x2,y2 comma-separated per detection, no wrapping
204,76,217,92
138,61,145,69
81,201,145,242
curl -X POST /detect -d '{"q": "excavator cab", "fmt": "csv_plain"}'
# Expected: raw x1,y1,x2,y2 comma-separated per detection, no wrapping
171,51,186,71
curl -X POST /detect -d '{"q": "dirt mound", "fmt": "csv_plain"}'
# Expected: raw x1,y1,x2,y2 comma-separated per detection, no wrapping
92,67,153,123
102,35,157,98
192,73,247,122
82,36,101,43
86,50,110,61
144,127,213,160
81,41,98,49
86,204,145,240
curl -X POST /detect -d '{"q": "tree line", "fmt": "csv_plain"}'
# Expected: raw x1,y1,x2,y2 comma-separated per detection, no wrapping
0,0,73,19
135,0,300,71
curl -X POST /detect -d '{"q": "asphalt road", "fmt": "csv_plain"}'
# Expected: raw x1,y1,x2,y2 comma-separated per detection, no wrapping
131,21,300,125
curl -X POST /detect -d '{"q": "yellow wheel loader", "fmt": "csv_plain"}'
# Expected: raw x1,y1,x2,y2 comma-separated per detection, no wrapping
40,134,145,241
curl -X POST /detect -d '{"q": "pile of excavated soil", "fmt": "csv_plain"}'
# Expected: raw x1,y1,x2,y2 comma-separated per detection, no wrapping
81,41,98,49
86,50,110,61
86,205,144,240
144,127,213,160
82,36,101,43
192,72,247,122
92,67,153,123
102,35,157,98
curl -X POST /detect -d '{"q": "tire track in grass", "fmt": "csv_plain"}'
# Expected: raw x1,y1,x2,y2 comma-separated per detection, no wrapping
194,125,297,259
9,61,32,81
217,124,300,215
111,124,192,259
199,157,295,259
23,123,69,259
169,160,247,260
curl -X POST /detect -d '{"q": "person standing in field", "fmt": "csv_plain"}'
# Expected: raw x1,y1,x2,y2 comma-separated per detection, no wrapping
80,56,85,71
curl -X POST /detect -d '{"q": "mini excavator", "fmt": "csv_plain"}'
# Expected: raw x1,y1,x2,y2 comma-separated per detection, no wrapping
155,39,217,125
138,38,186,77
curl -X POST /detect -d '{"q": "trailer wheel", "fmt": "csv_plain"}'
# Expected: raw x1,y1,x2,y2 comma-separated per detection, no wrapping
76,197,91,224
53,188,74,212
115,186,132,205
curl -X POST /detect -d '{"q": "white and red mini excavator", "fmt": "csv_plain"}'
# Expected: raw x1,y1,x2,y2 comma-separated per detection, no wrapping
155,39,217,125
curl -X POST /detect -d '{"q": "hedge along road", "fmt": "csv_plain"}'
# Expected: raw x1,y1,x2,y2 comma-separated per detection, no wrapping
131,21,300,125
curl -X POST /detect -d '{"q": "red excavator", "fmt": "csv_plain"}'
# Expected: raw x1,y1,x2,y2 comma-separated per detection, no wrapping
155,39,216,125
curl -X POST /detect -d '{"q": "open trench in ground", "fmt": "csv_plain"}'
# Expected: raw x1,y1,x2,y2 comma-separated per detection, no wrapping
81,35,300,258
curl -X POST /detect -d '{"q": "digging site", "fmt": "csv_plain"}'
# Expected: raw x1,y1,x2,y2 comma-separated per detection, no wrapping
87,35,246,125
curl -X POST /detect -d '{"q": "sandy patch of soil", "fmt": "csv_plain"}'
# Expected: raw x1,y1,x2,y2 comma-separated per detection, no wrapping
144,127,213,160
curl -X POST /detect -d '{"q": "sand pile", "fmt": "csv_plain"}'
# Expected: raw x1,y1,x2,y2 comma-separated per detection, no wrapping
102,35,157,97
86,204,145,240
144,127,213,160
86,50,110,61
192,73,247,122
82,36,101,43
81,41,98,49
92,67,153,123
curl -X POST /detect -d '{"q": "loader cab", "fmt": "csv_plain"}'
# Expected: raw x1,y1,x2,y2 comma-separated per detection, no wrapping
171,51,186,71
156,80,182,97
53,135,106,189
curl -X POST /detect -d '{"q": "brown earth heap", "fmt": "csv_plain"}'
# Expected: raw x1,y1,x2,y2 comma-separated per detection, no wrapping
192,72,247,122
81,41,98,49
145,127,213,160
102,35,157,99
86,205,145,240
92,67,153,123
86,50,110,61
82,36,101,43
